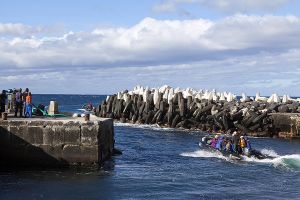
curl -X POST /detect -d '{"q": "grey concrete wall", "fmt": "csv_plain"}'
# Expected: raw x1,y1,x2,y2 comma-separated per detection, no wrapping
270,113,300,138
0,118,114,167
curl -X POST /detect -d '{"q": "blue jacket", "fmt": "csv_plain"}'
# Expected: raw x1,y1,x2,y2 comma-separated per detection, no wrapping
216,136,224,150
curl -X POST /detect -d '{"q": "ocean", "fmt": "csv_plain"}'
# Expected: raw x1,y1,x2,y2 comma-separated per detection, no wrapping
1,94,300,200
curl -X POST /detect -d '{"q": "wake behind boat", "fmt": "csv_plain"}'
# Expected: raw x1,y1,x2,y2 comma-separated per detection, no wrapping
199,134,274,160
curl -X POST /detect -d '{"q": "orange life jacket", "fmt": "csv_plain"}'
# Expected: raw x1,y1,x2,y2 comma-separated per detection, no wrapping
26,95,32,104
240,138,246,148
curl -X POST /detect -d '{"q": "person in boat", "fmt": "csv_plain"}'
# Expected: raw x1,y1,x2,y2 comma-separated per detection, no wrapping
210,135,218,148
87,102,93,110
232,131,239,153
216,135,224,151
245,136,251,150
242,135,252,156
225,138,234,152
239,136,248,154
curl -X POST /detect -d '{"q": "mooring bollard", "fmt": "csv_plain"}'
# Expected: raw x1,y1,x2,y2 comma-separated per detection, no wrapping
2,112,8,120
85,113,90,121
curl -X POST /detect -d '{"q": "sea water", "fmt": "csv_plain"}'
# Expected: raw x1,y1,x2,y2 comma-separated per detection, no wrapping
1,95,300,199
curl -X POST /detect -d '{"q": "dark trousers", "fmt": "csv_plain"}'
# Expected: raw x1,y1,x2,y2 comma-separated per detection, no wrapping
14,101,23,117
0,103,5,114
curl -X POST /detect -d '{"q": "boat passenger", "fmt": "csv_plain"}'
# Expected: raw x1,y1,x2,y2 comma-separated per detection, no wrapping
232,131,239,153
239,136,247,154
216,135,224,151
246,136,251,150
225,139,233,152
210,135,218,148
221,138,227,150
87,102,93,110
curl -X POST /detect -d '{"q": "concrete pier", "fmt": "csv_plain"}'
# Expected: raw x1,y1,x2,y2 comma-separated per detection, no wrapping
270,113,300,138
0,116,114,167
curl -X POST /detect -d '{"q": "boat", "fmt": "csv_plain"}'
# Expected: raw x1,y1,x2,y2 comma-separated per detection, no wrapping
199,136,274,160
81,103,95,112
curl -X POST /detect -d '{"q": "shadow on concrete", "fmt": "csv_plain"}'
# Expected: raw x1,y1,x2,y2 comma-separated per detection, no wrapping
0,126,69,169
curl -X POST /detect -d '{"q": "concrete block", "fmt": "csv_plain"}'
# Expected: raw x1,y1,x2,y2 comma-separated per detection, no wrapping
0,117,114,166
27,126,44,144
0,120,9,126
9,125,27,139
65,121,81,126
81,125,99,145
62,144,81,163
27,121,46,127
37,144,63,159
50,126,64,145
37,144,53,154
63,126,81,144
7,121,26,127
43,126,54,145
48,101,59,115
80,145,98,163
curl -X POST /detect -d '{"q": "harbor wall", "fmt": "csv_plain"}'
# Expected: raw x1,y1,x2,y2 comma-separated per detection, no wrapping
96,89,300,138
0,118,114,167
270,113,300,138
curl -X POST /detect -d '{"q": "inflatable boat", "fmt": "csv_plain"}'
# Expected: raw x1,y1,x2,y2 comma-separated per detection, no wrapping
200,136,274,160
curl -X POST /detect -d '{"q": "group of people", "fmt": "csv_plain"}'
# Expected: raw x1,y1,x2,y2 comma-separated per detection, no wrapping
207,132,251,155
0,90,7,115
0,88,33,118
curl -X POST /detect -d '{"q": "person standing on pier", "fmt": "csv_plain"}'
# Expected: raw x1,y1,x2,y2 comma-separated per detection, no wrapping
14,89,23,117
22,88,29,116
0,90,7,115
25,92,32,118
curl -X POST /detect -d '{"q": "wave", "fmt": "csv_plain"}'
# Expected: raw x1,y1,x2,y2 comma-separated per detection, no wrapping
114,123,205,135
181,148,300,171
114,122,177,131
180,150,229,161
243,152,300,171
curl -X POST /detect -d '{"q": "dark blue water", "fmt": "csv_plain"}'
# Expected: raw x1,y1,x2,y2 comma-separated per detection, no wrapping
1,95,300,200
32,94,105,113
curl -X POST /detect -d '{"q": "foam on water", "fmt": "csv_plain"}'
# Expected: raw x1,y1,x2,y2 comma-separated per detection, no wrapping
181,148,300,171
260,148,280,157
180,150,229,161
243,153,300,171
114,122,176,131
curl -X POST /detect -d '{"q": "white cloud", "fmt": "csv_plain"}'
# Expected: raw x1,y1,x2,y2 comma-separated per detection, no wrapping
1,15,300,95
0,23,34,36
154,0,292,13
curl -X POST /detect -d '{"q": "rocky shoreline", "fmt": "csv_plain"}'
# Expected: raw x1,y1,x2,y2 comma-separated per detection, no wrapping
95,86,300,138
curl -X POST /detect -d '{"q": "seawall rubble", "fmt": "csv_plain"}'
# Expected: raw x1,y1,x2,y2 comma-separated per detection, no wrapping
96,85,300,138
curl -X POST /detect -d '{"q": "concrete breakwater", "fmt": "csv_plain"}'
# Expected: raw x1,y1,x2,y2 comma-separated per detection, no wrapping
0,117,114,167
96,85,300,138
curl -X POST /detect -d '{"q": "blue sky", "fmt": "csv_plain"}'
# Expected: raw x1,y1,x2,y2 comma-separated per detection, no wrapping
1,0,299,27
1,0,300,95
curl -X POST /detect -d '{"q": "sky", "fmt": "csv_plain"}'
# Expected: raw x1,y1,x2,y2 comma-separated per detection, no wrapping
1,0,300,95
